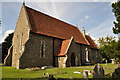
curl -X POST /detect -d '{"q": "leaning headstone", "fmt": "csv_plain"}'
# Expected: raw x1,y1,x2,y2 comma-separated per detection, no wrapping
112,65,120,79
82,70,88,80
93,63,104,79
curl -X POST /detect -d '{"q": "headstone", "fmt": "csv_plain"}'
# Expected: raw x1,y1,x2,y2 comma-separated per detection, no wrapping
48,74,56,80
82,70,88,80
112,65,120,79
93,63,104,78
111,59,115,64
105,60,108,65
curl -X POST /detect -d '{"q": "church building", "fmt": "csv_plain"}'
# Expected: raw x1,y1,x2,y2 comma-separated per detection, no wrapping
4,3,102,69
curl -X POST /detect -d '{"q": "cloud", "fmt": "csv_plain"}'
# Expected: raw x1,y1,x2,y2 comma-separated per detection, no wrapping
0,36,3,44
85,15,91,19
110,0,117,3
2,0,118,2
27,2,64,20
0,30,14,43
0,27,2,35
92,0,117,2
80,19,84,22
4,30,14,38
90,36,99,44
0,27,3,43
109,0,117,6
27,2,80,24
80,15,91,22
88,18,111,34
2,0,23,2
87,17,117,40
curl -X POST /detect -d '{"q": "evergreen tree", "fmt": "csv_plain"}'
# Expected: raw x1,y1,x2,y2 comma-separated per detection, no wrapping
112,1,120,34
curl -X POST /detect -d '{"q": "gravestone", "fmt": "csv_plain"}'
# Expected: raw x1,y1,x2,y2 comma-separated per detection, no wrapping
112,65,120,79
48,74,56,80
82,70,88,80
93,63,104,78
105,60,108,65
111,59,115,64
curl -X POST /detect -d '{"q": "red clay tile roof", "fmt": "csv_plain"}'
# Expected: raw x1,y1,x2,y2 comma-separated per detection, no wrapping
85,35,98,49
25,6,89,45
56,38,72,56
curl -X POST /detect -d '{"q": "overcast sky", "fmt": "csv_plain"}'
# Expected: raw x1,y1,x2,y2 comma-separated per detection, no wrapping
1,0,118,43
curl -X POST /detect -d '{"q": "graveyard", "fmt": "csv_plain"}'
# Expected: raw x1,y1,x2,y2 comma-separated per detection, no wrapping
1,63,118,79
1,1,120,80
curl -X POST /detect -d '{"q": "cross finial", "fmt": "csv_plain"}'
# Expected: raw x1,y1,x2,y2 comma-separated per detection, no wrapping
82,27,85,30
23,0,25,5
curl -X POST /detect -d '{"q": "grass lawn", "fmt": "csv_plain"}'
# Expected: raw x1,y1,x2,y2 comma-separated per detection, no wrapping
1,63,118,79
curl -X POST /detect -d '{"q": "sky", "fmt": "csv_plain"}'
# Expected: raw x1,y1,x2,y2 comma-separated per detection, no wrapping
1,0,118,43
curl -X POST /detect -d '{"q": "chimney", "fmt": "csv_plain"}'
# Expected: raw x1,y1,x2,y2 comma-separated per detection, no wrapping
82,27,86,37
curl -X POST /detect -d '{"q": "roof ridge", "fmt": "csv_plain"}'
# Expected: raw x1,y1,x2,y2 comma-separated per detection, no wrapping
85,35,98,49
25,6,77,29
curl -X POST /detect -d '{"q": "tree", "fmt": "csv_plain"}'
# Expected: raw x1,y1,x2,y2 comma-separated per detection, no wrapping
98,36,120,63
111,1,120,63
0,44,2,63
112,1,120,34
98,36,115,47
2,32,13,63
